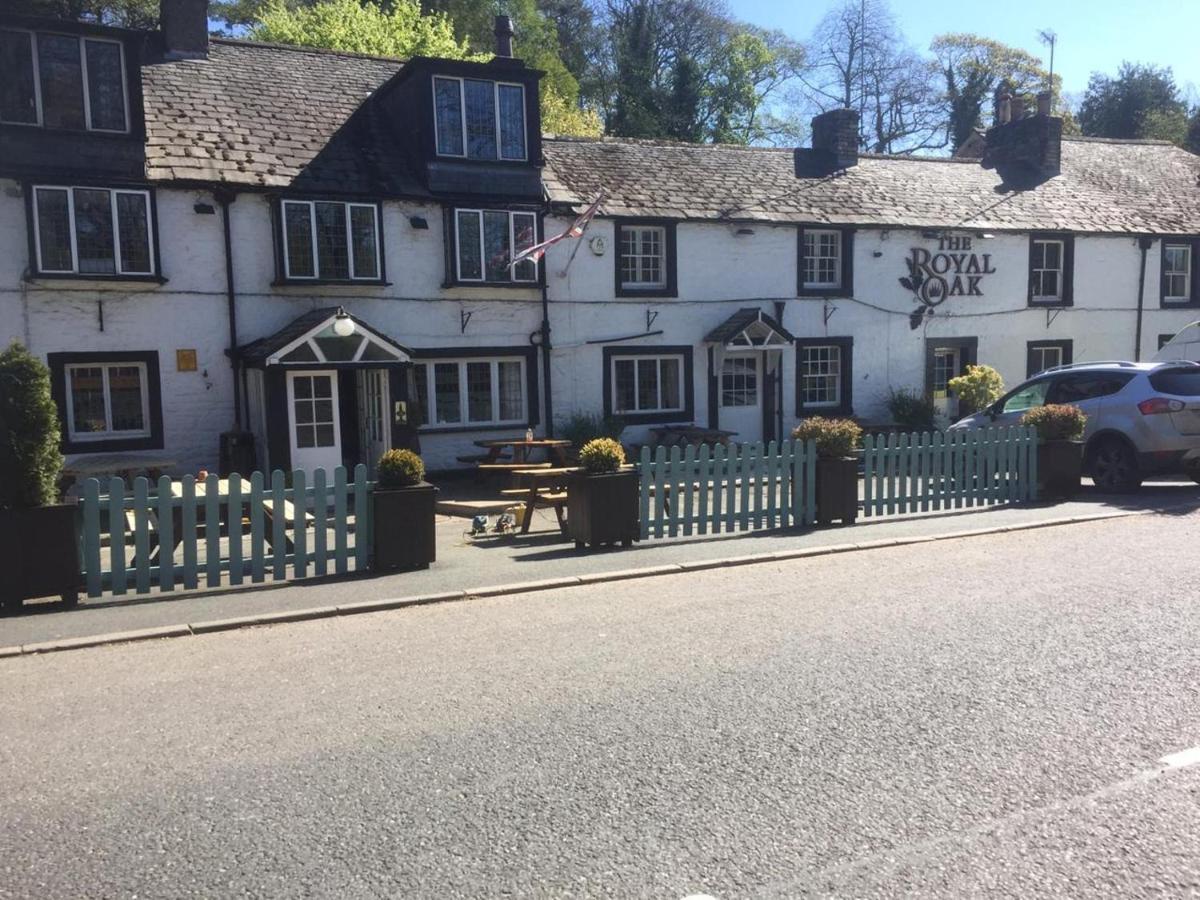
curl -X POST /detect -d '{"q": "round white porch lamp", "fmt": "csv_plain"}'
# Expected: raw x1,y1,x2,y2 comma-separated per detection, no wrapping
333,308,356,337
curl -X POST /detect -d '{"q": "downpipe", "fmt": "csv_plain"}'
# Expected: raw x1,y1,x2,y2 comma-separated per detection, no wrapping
1134,235,1152,362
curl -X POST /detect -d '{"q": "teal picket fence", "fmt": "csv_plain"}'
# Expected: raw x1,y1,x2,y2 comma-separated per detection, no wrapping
860,426,1038,518
638,440,817,540
78,466,372,599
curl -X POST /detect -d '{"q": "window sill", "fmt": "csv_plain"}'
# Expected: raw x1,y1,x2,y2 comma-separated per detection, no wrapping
615,287,677,299
417,421,534,435
1028,299,1072,308
442,280,542,290
797,287,850,298
1160,299,1200,309
26,273,166,285
61,434,163,454
271,279,391,287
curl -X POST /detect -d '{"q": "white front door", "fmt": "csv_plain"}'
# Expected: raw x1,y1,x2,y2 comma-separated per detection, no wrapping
931,347,962,423
357,369,391,475
287,370,342,478
720,352,762,443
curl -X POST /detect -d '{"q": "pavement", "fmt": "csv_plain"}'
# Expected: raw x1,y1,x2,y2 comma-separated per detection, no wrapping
1,481,1198,650
2,510,1200,897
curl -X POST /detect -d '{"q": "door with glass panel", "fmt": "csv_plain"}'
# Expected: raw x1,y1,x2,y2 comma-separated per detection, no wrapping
356,369,390,476
720,352,761,442
287,371,341,478
930,347,962,422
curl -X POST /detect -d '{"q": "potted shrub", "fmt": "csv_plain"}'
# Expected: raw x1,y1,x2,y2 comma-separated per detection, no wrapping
793,416,862,526
947,364,1005,420
371,448,437,571
0,342,81,612
1021,403,1087,498
568,437,638,549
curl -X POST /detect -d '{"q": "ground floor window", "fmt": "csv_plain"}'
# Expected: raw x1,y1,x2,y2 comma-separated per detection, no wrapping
48,351,163,452
1026,340,1073,377
795,337,853,416
612,355,683,415
412,356,527,428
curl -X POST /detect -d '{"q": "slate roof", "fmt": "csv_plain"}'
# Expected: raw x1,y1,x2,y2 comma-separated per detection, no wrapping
541,136,1200,235
703,308,795,345
141,39,421,194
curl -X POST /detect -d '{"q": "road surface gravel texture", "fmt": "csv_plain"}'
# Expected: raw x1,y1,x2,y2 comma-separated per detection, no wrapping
2,510,1199,897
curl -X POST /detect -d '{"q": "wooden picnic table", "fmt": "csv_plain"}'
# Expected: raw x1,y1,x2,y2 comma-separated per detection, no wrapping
135,477,312,565
506,466,581,534
63,453,179,490
475,438,573,467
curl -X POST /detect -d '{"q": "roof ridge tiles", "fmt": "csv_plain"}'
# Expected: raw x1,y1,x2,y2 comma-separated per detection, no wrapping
210,37,407,65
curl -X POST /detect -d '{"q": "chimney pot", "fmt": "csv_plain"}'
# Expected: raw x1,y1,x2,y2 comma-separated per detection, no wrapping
810,108,859,170
494,15,515,58
161,0,209,59
1037,91,1052,116
1011,96,1026,120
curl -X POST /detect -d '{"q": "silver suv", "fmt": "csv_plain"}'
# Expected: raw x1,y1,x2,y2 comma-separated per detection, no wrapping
949,361,1200,491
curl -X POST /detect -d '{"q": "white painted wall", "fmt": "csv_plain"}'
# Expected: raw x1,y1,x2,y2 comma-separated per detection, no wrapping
5,179,1196,476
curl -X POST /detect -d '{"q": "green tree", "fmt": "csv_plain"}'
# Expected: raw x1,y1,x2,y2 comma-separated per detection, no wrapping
0,343,63,511
1187,108,1200,155
931,33,1057,151
1077,62,1188,141
5,0,158,27
252,0,472,58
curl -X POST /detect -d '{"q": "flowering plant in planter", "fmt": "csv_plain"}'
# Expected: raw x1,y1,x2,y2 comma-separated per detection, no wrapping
1020,404,1087,442
792,417,862,525
372,448,435,571
569,438,636,548
577,437,626,474
947,364,1004,415
791,417,862,459
1021,404,1087,499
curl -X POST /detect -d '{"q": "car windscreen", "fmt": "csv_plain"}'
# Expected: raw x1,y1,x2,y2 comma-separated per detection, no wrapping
1149,369,1200,396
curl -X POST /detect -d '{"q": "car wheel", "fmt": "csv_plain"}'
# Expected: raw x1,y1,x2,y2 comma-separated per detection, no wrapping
1090,437,1142,492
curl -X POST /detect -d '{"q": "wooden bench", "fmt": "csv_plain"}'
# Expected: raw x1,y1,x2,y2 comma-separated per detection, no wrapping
457,452,510,464
477,462,553,476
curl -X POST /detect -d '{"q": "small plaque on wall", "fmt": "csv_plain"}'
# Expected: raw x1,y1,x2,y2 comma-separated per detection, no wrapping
176,349,198,372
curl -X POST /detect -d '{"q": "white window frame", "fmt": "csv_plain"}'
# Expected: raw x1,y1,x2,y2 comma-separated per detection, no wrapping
431,75,527,162
1163,242,1192,302
720,355,758,408
417,357,528,428
0,29,129,133
280,200,381,281
1031,238,1065,301
31,185,155,276
610,354,685,415
1030,345,1064,374
800,344,842,408
64,361,151,442
618,225,667,290
802,229,842,289
453,208,538,284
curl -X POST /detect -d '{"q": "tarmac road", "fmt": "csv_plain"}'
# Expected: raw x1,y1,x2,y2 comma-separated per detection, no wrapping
2,510,1199,897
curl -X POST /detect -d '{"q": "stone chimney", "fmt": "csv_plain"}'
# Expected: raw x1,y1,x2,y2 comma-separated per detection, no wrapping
161,0,209,59
494,15,515,58
981,96,1063,182
811,108,859,170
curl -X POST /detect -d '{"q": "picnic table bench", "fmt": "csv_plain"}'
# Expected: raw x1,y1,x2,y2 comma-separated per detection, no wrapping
507,466,580,534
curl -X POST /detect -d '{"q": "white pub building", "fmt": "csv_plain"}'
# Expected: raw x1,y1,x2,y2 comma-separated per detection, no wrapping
3,1,1199,476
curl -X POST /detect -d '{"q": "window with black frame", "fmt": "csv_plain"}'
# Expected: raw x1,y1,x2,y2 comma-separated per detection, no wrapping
280,200,380,281
32,185,153,276
433,76,526,161
452,209,537,283
1,29,127,132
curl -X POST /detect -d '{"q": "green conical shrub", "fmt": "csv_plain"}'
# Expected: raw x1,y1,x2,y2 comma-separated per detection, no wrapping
0,342,63,510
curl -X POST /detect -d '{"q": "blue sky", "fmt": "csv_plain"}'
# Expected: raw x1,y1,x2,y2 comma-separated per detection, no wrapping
732,0,1200,99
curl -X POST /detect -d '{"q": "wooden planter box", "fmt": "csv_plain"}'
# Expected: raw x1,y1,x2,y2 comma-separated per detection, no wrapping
1038,440,1083,499
0,503,82,611
815,456,859,526
371,482,437,572
568,469,639,549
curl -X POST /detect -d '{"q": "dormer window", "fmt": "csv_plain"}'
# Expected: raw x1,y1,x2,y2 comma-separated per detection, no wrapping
1,29,128,132
433,76,526,161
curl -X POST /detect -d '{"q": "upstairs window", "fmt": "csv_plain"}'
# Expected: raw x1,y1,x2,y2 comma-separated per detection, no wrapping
433,76,526,161
798,226,853,296
281,200,381,281
1028,234,1074,305
1162,239,1197,305
453,209,537,283
614,220,677,297
32,185,154,277
0,29,128,132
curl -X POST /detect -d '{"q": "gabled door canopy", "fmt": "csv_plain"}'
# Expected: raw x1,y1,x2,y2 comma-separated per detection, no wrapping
704,307,795,350
238,307,412,367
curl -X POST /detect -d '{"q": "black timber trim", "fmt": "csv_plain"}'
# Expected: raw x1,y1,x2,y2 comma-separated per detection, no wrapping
1026,339,1073,377
613,218,678,299
706,346,718,429
47,350,164,454
795,337,854,417
797,225,854,297
410,345,539,431
1159,236,1200,308
442,205,544,288
601,344,694,425
1027,232,1075,307
271,196,389,285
